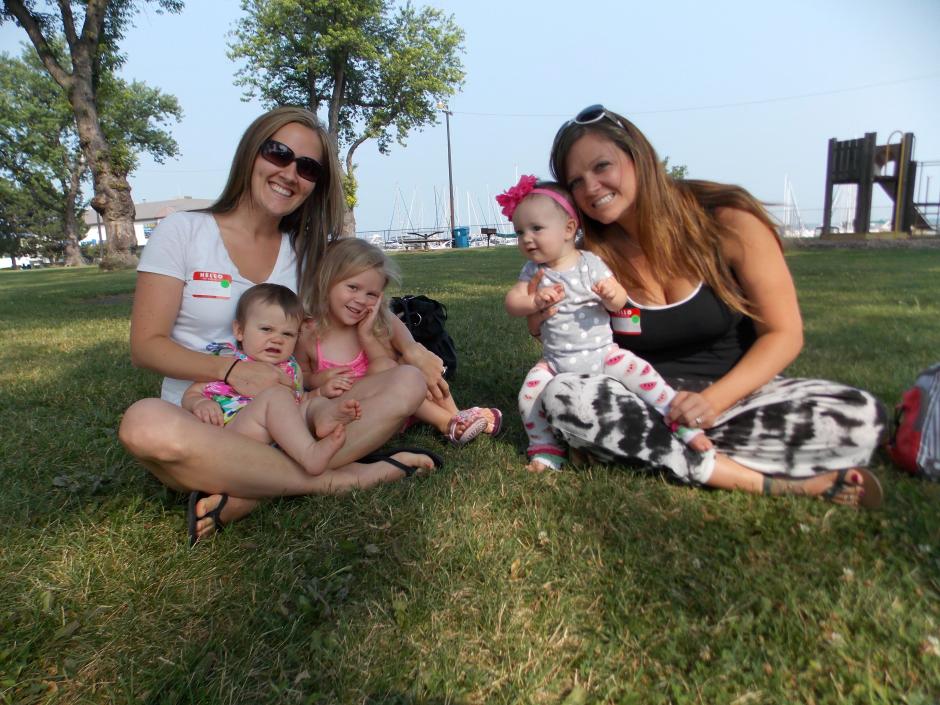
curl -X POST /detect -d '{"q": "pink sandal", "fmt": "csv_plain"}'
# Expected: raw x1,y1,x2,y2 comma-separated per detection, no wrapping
447,409,488,445
465,407,503,437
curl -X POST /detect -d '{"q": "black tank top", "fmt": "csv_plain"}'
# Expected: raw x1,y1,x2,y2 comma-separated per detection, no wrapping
611,283,756,381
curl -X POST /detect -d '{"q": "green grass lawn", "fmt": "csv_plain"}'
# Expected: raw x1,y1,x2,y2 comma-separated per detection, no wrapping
1,247,939,704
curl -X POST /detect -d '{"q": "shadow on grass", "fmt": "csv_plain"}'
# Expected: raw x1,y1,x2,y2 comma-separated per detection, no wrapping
0,332,162,529
2,448,465,701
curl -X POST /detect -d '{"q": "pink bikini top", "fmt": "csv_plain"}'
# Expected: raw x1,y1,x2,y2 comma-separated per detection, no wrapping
315,338,369,379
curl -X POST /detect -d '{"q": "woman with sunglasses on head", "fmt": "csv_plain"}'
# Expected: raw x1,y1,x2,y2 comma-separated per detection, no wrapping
534,105,886,508
120,107,446,544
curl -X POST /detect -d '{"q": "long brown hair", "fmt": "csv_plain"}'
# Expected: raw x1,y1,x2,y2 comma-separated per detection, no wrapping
550,109,779,316
307,238,400,341
208,107,345,302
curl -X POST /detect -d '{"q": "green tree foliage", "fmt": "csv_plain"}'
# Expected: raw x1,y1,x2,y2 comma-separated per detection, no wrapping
0,45,79,265
228,0,465,231
0,177,62,265
98,74,182,177
662,157,688,180
1,0,183,266
0,43,181,265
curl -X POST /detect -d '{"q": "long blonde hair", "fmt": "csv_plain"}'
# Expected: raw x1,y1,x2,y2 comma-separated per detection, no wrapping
208,107,345,302
550,109,779,316
307,238,401,340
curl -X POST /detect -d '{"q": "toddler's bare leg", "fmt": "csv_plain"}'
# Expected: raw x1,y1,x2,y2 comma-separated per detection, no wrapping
230,387,345,476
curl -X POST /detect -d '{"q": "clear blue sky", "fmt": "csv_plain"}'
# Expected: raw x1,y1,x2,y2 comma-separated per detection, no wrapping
2,0,939,232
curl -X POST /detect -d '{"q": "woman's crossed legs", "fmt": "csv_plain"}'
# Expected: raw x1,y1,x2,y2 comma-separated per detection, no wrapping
119,366,431,541
540,373,886,508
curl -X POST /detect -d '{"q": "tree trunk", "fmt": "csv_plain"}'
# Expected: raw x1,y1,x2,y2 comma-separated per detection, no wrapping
62,233,83,266
61,156,85,267
92,171,137,267
340,144,366,239
4,0,136,267
68,69,137,268
341,206,356,239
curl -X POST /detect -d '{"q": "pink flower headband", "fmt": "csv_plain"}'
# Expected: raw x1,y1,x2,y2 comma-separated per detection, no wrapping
495,174,579,224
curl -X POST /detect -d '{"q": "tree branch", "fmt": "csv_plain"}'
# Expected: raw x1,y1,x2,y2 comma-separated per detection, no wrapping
344,133,370,175
2,1,72,87
328,53,347,135
79,0,108,48
55,0,78,48
345,99,386,110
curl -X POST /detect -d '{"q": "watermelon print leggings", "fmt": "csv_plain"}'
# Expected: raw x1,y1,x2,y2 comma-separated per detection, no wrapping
538,374,887,485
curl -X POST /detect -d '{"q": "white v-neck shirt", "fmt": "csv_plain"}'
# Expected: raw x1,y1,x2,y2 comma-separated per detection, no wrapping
137,211,298,405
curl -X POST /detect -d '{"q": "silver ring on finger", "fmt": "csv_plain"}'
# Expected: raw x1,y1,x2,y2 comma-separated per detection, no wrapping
694,416,703,426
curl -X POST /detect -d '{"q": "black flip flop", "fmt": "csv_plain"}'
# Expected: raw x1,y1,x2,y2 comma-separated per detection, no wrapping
821,468,884,510
762,468,884,510
358,446,445,478
187,491,229,547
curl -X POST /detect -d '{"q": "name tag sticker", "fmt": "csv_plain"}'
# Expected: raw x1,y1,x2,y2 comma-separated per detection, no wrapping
611,307,641,335
191,271,233,299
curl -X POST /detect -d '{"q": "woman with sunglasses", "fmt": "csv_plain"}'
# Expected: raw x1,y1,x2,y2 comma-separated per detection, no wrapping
534,105,886,508
120,107,445,543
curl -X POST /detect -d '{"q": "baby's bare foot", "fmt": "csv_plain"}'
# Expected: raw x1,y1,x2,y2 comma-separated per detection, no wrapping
301,424,346,475
309,397,361,438
525,459,553,473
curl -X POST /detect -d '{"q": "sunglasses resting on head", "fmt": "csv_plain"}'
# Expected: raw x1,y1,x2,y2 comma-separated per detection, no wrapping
554,104,626,142
259,139,325,184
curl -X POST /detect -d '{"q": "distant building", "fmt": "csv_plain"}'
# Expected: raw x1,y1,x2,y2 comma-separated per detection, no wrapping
82,196,215,247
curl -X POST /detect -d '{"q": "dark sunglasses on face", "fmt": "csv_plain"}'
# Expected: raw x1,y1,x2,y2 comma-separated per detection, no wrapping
259,139,324,183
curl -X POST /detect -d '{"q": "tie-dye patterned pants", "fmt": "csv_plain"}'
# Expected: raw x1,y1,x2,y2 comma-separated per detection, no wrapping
539,374,886,485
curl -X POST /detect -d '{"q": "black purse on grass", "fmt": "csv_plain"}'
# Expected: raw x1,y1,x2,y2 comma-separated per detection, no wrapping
390,295,457,380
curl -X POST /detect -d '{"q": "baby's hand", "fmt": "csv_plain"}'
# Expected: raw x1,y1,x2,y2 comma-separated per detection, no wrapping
592,278,618,303
193,398,224,426
688,433,714,453
535,284,565,308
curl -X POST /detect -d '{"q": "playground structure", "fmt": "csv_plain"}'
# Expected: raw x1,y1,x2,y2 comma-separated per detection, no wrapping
821,132,938,236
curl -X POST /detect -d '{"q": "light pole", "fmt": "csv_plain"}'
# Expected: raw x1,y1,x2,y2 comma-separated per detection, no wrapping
437,102,456,239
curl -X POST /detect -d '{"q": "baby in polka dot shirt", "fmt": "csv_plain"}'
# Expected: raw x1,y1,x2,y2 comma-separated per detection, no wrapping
499,175,712,472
